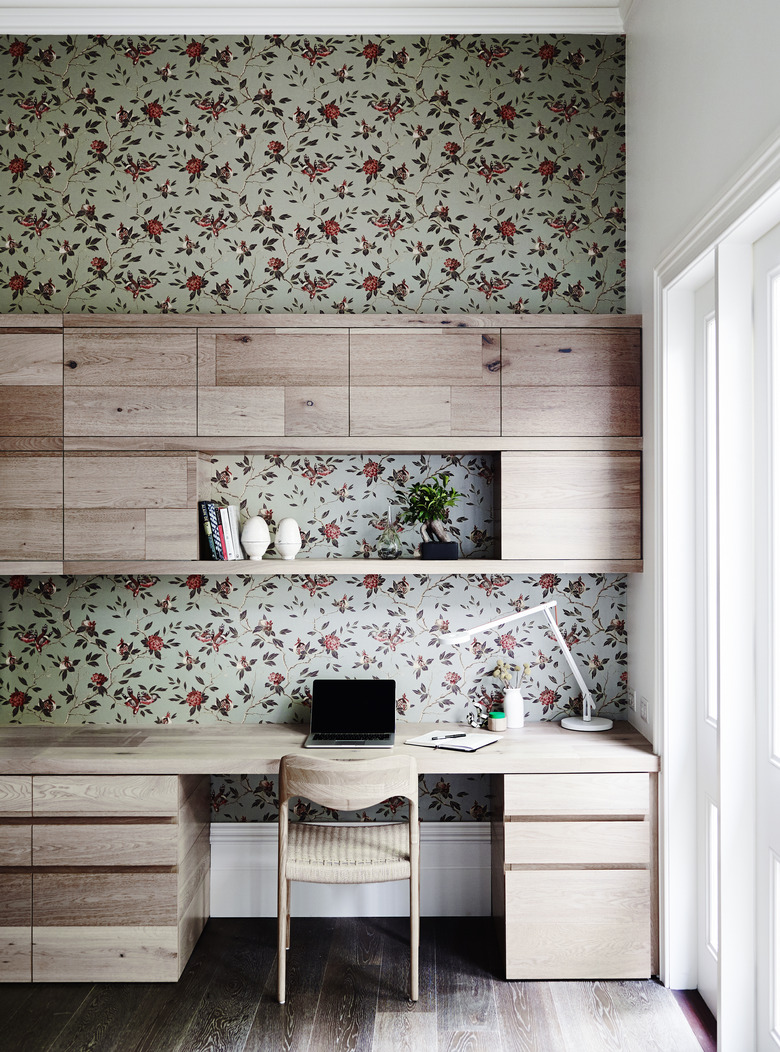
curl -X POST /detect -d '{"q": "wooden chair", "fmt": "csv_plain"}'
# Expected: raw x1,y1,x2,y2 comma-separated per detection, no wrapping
277,753,419,1004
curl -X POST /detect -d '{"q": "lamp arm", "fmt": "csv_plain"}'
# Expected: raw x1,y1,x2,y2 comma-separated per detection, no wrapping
448,601,558,644
542,607,594,721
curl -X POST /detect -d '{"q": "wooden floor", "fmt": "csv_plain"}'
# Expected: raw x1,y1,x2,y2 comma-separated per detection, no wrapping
1,918,705,1052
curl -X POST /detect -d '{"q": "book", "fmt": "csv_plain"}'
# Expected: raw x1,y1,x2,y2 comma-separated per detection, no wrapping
226,504,243,560
404,731,500,752
198,501,218,559
219,506,237,560
202,501,226,559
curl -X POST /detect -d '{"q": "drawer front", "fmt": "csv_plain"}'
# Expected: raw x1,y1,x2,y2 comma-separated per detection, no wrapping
0,332,63,440
33,776,179,817
0,926,31,981
33,823,177,867
65,387,196,437
504,820,649,866
33,871,178,927
504,868,651,979
500,329,641,388
504,773,649,817
64,331,197,388
33,925,178,982
0,872,31,928
0,776,32,815
0,823,32,865
502,387,640,438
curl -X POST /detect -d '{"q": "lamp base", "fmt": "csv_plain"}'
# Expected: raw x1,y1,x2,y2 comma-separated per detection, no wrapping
560,716,614,732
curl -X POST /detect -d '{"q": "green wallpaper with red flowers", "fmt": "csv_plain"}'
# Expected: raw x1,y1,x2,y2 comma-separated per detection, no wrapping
0,34,625,314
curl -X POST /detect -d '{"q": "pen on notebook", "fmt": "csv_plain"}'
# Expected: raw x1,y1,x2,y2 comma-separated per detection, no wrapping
430,733,467,740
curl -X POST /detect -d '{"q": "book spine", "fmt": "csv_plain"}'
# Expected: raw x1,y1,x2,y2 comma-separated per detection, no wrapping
227,505,243,560
198,501,218,560
219,506,236,560
205,502,226,560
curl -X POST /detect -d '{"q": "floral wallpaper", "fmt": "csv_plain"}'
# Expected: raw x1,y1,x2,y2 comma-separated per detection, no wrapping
0,569,627,820
203,453,495,559
0,34,625,314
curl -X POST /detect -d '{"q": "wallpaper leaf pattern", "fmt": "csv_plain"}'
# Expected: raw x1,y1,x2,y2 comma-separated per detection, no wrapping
0,34,625,314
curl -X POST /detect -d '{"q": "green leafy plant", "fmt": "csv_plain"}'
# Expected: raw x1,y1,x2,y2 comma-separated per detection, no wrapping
399,472,461,543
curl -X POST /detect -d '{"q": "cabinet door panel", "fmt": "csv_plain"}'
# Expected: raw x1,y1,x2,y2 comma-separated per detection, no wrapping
0,777,32,815
198,386,285,436
64,455,194,510
33,775,179,817
0,454,62,560
504,820,649,865
502,386,640,437
33,872,178,927
64,331,196,387
350,329,500,436
0,824,32,865
0,332,63,439
0,874,31,981
32,925,178,982
65,388,196,436
500,451,641,562
504,772,649,816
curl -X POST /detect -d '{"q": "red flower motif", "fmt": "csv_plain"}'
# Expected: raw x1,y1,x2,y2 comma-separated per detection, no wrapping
321,218,340,238
144,101,164,121
8,40,28,60
538,42,560,66
539,687,558,712
444,142,460,156
498,103,516,123
8,157,26,175
185,157,204,176
444,672,461,685
185,41,204,60
538,159,559,181
8,575,28,593
185,688,204,709
362,460,380,479
362,574,380,590
362,41,381,64
90,140,107,155
7,689,28,711
320,102,340,122
268,257,283,271
321,632,341,653
444,258,459,272
267,140,283,155
91,673,107,686
268,672,284,686
90,257,107,272
145,218,164,237
362,274,380,293
8,274,28,293
539,573,559,593
497,632,517,653
499,220,516,239
186,274,203,292
323,522,341,540
362,157,380,179
145,633,164,653
538,275,559,297
185,574,204,591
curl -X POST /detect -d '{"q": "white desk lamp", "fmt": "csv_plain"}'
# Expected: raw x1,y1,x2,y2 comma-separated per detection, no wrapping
449,600,613,732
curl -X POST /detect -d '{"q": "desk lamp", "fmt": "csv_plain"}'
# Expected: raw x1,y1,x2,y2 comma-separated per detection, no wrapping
449,600,613,732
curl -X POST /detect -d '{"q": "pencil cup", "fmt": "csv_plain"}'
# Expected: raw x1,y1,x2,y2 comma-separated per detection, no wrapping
487,712,507,732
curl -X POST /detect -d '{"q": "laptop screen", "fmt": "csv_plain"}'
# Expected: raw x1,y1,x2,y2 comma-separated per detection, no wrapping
310,679,396,734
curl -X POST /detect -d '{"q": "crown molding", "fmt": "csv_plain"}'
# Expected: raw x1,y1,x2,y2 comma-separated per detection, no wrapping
0,3,626,35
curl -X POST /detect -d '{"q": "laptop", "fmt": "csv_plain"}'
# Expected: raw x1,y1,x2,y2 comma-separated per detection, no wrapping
304,678,396,748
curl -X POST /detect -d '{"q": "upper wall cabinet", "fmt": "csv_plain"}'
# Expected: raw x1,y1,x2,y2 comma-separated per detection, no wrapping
63,329,197,437
0,328,63,442
500,328,641,437
198,329,349,437
349,328,500,437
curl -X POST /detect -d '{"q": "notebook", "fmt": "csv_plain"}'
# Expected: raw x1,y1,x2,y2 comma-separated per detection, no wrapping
304,678,396,748
404,730,500,752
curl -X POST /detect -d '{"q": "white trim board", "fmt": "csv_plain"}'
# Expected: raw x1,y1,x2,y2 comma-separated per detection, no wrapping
0,5,626,34
210,822,491,918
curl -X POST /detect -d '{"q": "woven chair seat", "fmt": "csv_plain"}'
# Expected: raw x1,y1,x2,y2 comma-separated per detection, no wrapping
286,821,411,884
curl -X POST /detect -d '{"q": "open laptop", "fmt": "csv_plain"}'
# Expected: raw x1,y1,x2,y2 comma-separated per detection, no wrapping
304,678,396,748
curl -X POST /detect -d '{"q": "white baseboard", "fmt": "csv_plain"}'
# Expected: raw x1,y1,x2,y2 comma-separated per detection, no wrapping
210,823,491,918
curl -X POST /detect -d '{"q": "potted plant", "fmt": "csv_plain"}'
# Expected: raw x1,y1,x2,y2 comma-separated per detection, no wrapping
400,472,461,560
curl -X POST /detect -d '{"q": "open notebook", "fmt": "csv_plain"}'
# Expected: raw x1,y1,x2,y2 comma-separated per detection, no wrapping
404,731,500,752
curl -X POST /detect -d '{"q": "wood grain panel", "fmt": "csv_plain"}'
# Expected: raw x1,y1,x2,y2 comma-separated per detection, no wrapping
350,386,452,436
64,331,197,387
32,925,178,982
211,330,348,386
449,388,502,436
32,823,177,867
284,386,348,436
0,926,31,981
502,386,640,437
0,333,62,385
0,823,31,865
64,388,197,436
0,388,62,436
145,510,198,561
504,869,651,979
500,329,640,386
350,330,499,386
64,455,193,510
64,509,145,560
198,386,285,435
0,873,31,927
501,508,641,561
0,776,32,814
178,776,211,864
0,510,62,561
177,872,209,976
0,454,62,508
504,773,649,817
177,827,210,917
33,775,179,817
33,872,178,927
504,820,649,866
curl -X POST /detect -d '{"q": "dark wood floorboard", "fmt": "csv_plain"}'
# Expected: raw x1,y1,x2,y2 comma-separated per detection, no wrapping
672,990,717,1052
0,919,709,1052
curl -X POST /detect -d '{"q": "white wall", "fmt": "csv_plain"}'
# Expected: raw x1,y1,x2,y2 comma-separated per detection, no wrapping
626,0,780,739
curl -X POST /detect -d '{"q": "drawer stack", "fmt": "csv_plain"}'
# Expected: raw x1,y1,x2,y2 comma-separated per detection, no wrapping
493,772,654,980
0,774,210,983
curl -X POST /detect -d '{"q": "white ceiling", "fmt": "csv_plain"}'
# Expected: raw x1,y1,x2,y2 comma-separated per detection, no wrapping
0,1,632,35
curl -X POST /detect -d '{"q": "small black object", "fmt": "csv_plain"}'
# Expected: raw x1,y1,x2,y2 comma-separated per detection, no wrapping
558,347,572,353
67,360,77,368
306,400,314,406
421,541,458,561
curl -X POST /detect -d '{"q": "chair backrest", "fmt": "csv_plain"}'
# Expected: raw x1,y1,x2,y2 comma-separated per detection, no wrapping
279,753,417,812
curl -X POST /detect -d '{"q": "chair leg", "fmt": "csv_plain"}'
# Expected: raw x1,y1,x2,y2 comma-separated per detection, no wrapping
277,870,287,1003
410,872,420,1002
286,879,291,949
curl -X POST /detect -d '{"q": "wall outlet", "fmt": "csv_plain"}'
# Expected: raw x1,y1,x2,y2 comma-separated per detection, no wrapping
640,697,649,722
628,689,637,711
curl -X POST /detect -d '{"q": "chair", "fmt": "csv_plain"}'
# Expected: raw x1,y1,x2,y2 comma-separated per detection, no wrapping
276,753,419,1004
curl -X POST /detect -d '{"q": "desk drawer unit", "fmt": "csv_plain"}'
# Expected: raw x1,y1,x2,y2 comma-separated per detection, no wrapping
0,776,32,981
0,774,210,983
494,772,654,980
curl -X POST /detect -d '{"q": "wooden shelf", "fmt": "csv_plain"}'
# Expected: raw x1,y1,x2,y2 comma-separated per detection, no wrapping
57,558,642,575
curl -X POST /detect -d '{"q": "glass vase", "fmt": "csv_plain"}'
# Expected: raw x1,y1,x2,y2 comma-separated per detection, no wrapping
377,505,402,560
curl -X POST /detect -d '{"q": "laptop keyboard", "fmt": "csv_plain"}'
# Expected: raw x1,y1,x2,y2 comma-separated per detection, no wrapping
311,732,390,741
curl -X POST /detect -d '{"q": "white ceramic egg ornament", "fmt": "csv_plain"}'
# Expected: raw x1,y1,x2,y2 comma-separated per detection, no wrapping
240,515,271,561
275,517,302,560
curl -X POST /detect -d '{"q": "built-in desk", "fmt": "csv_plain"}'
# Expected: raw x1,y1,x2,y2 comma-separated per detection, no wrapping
0,722,658,983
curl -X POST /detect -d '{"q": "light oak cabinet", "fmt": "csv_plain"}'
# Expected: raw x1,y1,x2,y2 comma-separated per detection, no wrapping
0,328,63,440
349,328,501,436
63,329,197,437
0,453,63,564
63,453,198,560
198,328,349,436
0,774,211,983
493,772,653,979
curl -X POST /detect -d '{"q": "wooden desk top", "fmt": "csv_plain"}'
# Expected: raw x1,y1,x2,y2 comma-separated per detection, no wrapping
0,722,658,776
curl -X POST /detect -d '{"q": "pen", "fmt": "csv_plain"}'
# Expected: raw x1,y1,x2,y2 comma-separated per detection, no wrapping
430,733,467,740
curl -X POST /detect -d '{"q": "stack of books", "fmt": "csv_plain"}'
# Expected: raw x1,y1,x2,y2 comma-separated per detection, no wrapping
198,501,244,560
